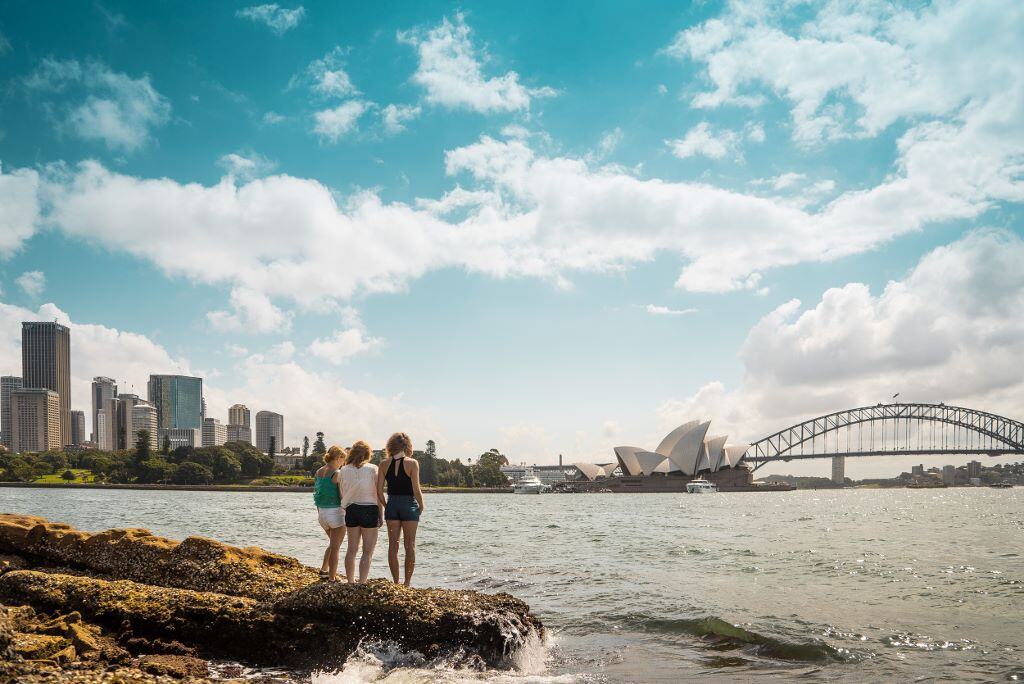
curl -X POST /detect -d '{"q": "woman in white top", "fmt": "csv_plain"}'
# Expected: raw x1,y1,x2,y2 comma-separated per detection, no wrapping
336,440,384,583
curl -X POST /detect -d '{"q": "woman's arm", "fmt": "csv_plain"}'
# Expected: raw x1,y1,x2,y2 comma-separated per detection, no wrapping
376,459,388,507
410,459,425,513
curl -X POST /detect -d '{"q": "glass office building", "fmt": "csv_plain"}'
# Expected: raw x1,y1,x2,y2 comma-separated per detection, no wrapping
147,375,203,431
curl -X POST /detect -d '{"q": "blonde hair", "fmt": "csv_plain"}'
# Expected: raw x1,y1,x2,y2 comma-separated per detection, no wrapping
324,445,347,464
385,432,413,458
348,440,372,467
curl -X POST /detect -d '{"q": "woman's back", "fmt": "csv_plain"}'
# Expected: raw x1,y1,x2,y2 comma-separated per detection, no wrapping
339,463,379,507
314,466,341,508
384,457,414,496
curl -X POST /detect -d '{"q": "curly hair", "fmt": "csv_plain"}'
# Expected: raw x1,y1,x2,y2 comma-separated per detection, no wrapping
347,440,372,467
324,445,347,464
385,432,413,458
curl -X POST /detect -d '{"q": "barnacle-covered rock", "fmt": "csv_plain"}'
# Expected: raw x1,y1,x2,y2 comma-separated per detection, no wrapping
0,514,313,601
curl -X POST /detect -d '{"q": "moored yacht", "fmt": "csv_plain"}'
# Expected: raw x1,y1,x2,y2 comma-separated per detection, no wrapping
513,474,547,494
686,478,718,493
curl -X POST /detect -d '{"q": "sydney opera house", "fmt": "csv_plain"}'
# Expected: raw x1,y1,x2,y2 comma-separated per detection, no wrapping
572,420,754,492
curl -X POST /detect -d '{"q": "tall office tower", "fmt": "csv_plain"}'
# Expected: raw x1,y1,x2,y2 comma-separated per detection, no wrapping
255,410,284,454
226,423,252,444
1,375,24,448
228,404,250,428
131,402,158,450
91,377,117,443
96,408,112,450
831,455,845,485
10,388,61,453
22,322,71,446
201,397,207,421
147,375,203,431
202,417,227,447
70,410,86,445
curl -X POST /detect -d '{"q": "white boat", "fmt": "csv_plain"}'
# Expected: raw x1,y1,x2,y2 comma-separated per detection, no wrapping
686,479,718,493
513,475,547,494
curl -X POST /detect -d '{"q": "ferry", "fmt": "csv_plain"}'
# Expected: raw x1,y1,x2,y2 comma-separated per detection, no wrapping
686,479,718,494
513,474,547,494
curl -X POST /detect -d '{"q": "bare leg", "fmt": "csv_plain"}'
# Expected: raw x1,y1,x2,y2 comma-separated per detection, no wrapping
320,525,331,573
359,527,378,583
401,521,418,587
386,520,402,583
327,527,345,581
344,527,359,583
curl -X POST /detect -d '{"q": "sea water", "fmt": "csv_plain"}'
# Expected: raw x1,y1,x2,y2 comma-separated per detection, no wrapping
3,487,1023,682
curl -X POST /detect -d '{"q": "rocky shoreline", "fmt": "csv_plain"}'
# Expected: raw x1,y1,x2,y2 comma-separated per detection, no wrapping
0,514,542,682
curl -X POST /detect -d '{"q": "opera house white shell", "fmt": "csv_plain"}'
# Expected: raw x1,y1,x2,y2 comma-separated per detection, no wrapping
575,420,749,481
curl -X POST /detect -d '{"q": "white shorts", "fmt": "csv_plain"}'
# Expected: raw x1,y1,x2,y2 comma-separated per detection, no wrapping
317,507,345,531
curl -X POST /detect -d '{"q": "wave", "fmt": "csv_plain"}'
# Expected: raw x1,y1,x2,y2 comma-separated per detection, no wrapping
612,613,846,663
311,632,588,684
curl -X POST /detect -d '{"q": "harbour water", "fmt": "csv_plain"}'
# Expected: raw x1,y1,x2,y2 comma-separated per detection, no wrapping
3,487,1023,682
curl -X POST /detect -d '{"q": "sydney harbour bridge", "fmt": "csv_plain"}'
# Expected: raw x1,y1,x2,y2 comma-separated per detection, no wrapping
742,402,1024,473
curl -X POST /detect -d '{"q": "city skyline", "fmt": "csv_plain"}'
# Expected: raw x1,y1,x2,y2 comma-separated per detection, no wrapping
0,2,1022,476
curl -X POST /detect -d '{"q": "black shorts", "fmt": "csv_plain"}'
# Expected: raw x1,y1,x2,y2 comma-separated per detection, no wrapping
345,504,380,528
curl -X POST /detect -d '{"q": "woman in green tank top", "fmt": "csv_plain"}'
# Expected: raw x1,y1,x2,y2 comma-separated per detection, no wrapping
314,445,347,580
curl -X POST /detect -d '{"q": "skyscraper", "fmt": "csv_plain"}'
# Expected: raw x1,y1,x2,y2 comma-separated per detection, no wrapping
147,375,203,431
226,423,252,444
202,417,227,447
255,410,284,454
228,404,250,428
1,375,24,448
21,322,71,446
70,410,86,445
131,401,158,450
114,394,157,450
91,377,117,443
10,388,61,453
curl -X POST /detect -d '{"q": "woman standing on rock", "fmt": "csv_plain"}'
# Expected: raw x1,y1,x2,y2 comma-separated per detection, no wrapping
314,445,347,581
338,440,383,583
377,431,425,586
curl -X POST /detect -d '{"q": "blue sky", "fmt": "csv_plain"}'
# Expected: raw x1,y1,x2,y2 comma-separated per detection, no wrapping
0,0,1022,477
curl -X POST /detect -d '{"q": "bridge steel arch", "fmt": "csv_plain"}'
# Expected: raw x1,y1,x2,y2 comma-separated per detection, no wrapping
742,403,1024,472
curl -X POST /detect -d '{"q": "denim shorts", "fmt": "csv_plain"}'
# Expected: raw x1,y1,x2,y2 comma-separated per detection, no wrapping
385,495,421,522
345,504,380,528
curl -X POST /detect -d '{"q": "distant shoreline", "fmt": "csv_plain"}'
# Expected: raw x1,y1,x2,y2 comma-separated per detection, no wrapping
0,482,513,494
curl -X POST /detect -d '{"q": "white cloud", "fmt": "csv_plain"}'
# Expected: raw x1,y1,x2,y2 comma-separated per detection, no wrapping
666,122,739,159
381,104,422,134
669,0,1024,145
236,4,305,35
309,328,384,364
661,230,1024,449
25,58,170,151
217,151,276,180
290,47,357,97
645,304,697,316
262,111,285,125
0,31,11,55
207,287,292,333
398,13,555,113
313,100,370,142
15,271,45,297
0,164,41,256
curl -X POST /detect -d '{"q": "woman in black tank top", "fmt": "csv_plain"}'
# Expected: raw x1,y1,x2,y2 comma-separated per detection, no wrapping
376,432,425,586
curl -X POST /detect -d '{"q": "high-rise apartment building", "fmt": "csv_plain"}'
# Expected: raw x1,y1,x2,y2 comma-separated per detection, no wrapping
131,402,158,450
226,423,252,444
91,377,117,443
21,322,71,446
228,404,250,428
70,410,86,445
1,375,24,448
202,417,227,447
942,464,957,485
147,375,203,431
96,408,112,451
255,410,284,454
10,388,61,453
967,460,982,479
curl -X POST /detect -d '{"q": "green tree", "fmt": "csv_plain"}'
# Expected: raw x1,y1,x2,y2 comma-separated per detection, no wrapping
421,440,438,486
135,430,152,462
212,452,242,481
169,445,196,464
1,456,34,482
268,435,276,460
137,458,176,484
161,434,171,456
302,435,309,458
312,432,326,456
61,469,77,481
173,462,213,485
39,451,69,474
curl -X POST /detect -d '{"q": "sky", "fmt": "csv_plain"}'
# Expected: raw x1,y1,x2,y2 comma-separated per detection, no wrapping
0,0,1022,478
